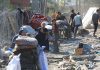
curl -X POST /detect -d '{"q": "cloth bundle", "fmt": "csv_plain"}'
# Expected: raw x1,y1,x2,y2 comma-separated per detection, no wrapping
16,36,38,46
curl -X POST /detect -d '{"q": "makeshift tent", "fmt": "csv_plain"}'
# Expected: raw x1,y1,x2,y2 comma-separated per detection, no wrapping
82,7,98,29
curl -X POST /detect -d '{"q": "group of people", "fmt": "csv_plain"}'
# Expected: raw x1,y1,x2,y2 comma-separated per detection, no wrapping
52,8,100,38
9,8,100,70
10,22,50,70
69,10,82,38
52,10,82,39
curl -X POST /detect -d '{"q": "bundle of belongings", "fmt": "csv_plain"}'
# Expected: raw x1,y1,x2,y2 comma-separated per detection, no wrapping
56,20,71,38
7,25,48,70
7,36,40,70
29,13,47,29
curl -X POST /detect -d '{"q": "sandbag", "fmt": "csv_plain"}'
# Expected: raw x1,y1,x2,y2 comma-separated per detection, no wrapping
16,36,38,47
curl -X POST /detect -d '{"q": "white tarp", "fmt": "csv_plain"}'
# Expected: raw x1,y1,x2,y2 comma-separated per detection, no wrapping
82,7,98,29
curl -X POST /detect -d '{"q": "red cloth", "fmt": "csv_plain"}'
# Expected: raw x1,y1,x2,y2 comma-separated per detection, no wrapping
30,14,47,29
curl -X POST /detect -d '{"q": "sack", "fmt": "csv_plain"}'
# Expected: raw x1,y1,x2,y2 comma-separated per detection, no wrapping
6,54,21,70
16,36,38,46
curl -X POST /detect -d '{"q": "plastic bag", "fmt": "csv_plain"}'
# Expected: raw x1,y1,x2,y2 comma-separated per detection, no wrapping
6,54,21,70
38,46,48,70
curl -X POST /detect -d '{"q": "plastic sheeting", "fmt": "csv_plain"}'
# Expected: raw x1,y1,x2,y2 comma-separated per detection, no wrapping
20,25,37,36
38,46,48,70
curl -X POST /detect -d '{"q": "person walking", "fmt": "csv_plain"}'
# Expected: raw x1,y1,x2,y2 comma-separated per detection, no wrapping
52,19,59,52
35,22,49,51
69,9,76,32
73,12,82,38
92,9,100,37
16,8,24,28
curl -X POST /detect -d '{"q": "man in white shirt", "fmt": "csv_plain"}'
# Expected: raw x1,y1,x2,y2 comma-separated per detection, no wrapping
73,12,82,38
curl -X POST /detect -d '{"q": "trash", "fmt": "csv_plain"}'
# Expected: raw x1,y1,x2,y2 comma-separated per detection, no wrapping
57,56,76,70
80,64,88,70
87,61,95,69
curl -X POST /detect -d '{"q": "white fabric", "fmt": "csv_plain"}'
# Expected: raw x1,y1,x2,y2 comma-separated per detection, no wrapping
42,21,49,25
6,54,21,70
82,7,98,29
45,25,52,30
